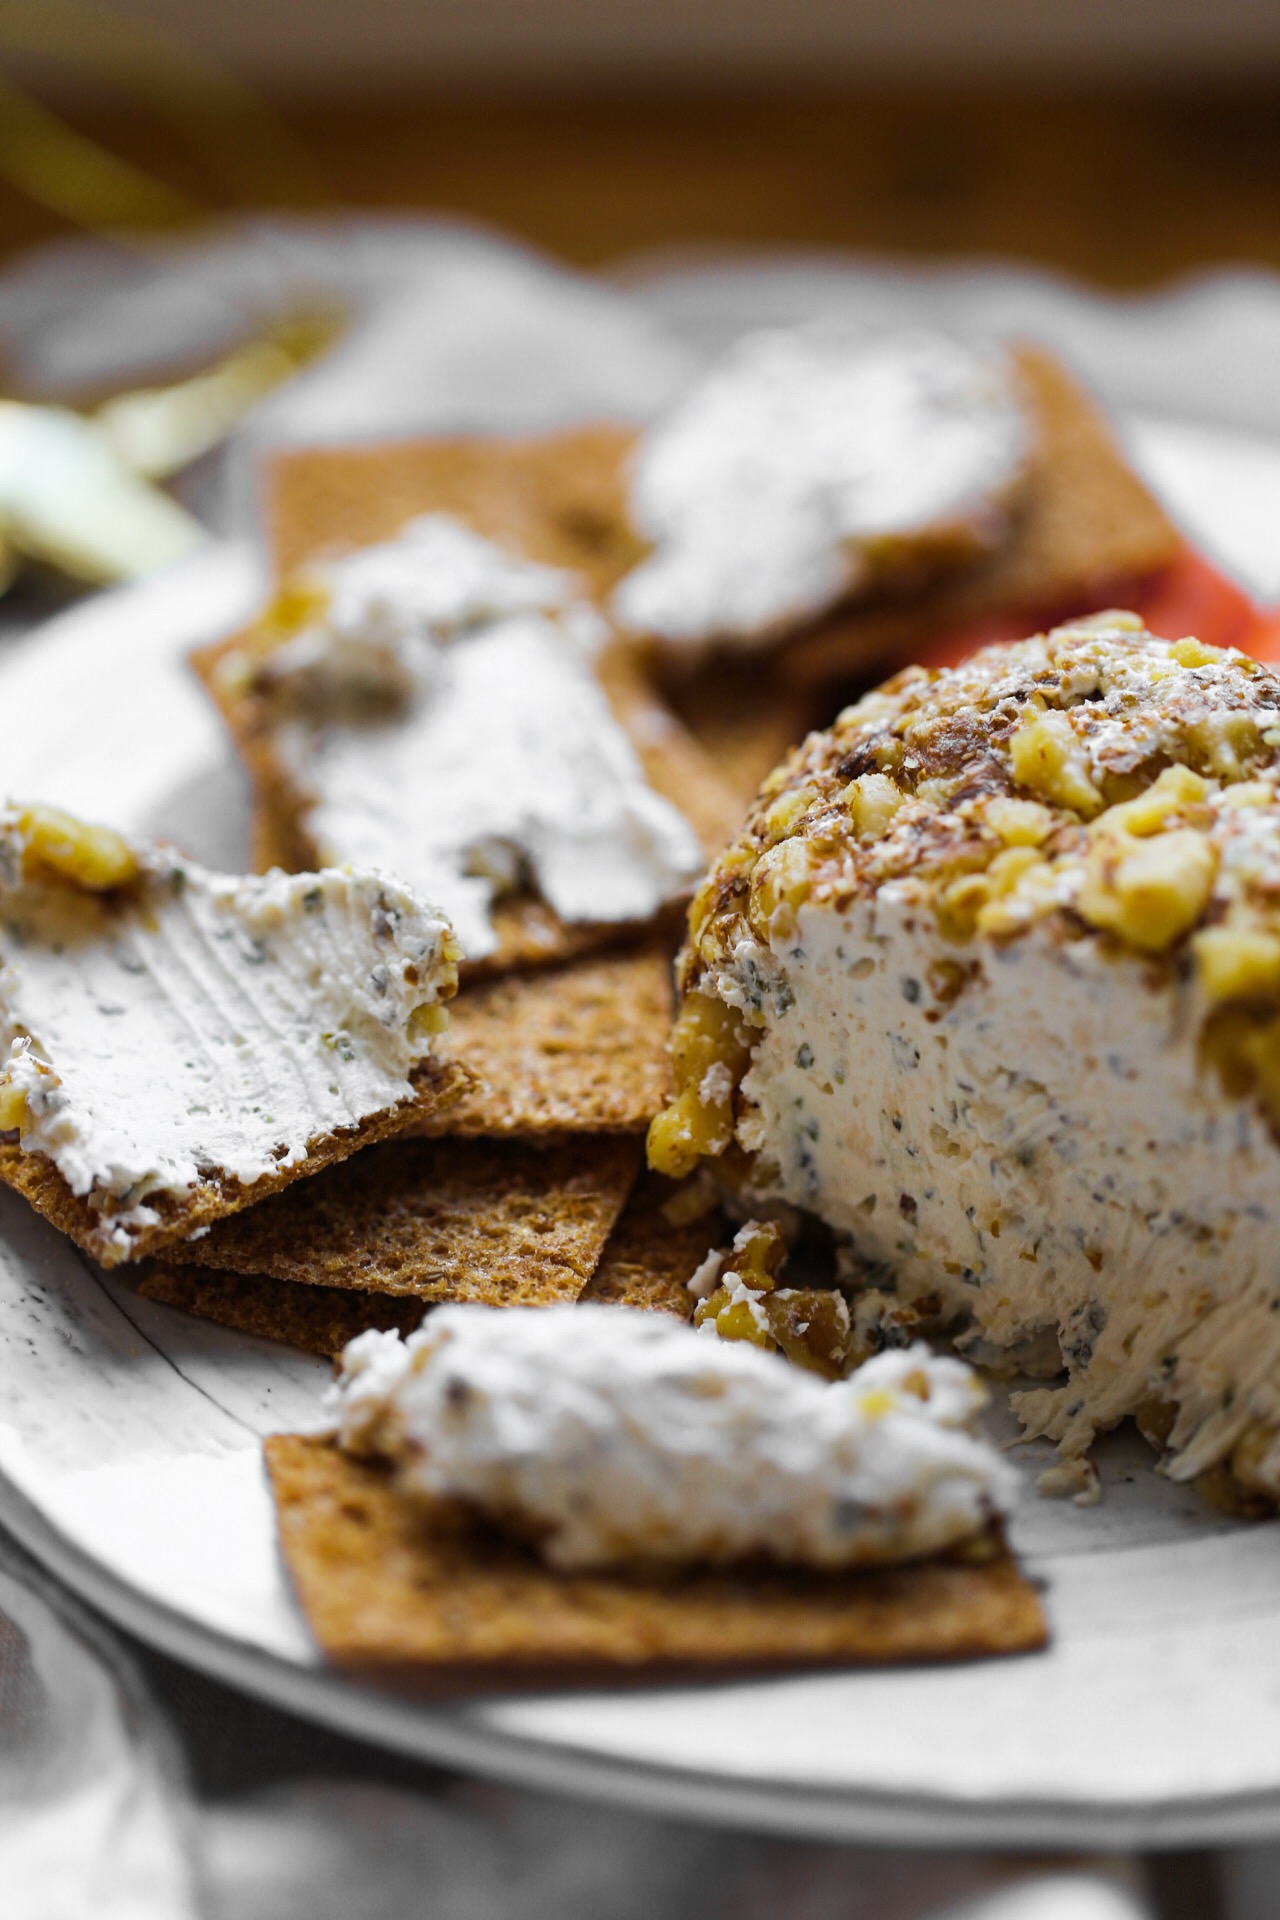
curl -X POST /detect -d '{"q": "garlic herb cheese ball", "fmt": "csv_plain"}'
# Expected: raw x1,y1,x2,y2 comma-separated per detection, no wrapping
650,615,1280,1501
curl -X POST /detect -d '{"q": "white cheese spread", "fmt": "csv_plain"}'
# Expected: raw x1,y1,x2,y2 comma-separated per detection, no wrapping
612,325,1029,650
731,896,1280,1483
258,515,705,960
328,1303,1016,1571
656,620,1280,1499
0,809,458,1258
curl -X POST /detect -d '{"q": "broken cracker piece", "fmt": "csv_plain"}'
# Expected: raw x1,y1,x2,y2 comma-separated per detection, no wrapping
167,1134,641,1306
266,426,644,591
192,461,737,973
265,1434,1046,1672
248,792,624,983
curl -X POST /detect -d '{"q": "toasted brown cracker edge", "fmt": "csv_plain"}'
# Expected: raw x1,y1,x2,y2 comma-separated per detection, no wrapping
267,424,644,590
248,782,678,985
192,635,733,979
779,344,1181,688
0,1056,471,1269
190,428,741,976
138,1160,708,1359
421,939,675,1137
137,1263,425,1357
580,1170,714,1318
167,1133,642,1300
265,1434,1047,1671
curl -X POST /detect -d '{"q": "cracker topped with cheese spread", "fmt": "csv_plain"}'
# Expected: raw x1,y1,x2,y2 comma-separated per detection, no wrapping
0,804,465,1264
613,325,1032,654
201,515,716,967
651,615,1280,1504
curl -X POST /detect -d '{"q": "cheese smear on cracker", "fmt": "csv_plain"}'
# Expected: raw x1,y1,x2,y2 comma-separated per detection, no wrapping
328,1304,1015,1571
613,325,1029,651
258,515,705,959
0,807,458,1259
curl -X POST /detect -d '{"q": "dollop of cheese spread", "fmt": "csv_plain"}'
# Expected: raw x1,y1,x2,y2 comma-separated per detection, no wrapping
0,805,458,1257
328,1303,1016,1571
612,325,1029,650
652,617,1280,1502
251,516,705,960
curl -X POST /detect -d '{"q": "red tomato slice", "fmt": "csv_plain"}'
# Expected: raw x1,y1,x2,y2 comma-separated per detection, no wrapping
913,547,1273,673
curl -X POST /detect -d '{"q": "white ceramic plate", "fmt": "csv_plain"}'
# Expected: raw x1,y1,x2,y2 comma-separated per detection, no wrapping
3,421,1280,1850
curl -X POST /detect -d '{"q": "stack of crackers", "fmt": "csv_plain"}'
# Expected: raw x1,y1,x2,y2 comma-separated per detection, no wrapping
18,340,1178,1675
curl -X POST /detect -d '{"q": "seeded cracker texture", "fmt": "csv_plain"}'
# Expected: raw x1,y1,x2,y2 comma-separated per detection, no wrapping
138,1155,705,1357
421,940,675,1136
0,1056,471,1269
578,1171,716,1319
166,1134,640,1299
264,1434,1046,1673
136,1264,424,1358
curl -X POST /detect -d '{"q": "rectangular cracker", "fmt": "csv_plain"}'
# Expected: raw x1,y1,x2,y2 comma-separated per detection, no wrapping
137,1158,709,1358
265,1434,1047,1672
167,1133,641,1305
194,430,740,978
194,639,730,980
580,1171,718,1318
267,425,646,591
0,1055,470,1269
136,1262,425,1357
250,790,629,987
780,344,1182,687
423,939,675,1137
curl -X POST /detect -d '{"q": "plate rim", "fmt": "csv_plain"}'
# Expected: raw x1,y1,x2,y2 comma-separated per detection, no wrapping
6,1453,1280,1853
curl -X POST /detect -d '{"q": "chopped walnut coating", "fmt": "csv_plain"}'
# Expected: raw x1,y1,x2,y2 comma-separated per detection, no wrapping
693,1218,856,1379
649,615,1280,1170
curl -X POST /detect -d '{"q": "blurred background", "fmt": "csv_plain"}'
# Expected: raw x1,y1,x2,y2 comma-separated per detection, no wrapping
0,0,1277,283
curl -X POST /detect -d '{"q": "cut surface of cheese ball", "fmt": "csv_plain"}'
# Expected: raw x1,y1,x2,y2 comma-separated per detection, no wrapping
650,615,1280,1501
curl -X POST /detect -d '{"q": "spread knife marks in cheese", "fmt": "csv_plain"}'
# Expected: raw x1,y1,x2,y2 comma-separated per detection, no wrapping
238,515,705,960
0,805,459,1258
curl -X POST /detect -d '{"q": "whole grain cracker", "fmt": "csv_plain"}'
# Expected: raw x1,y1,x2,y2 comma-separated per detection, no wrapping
422,940,675,1137
137,1262,424,1357
192,633,732,978
191,424,738,976
0,1055,470,1269
779,345,1181,687
580,1171,719,1318
168,1134,641,1305
265,1434,1047,1672
266,426,644,591
667,661,822,813
136,1158,710,1358
246,787,625,982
